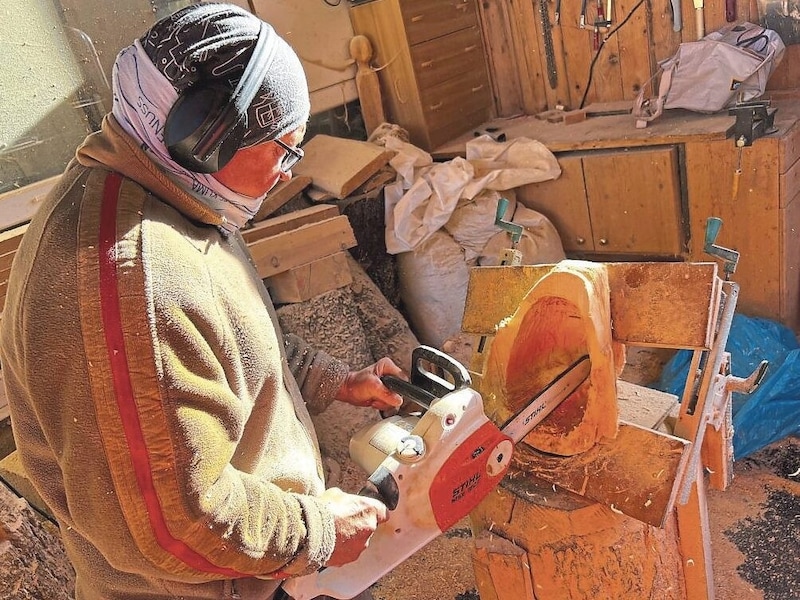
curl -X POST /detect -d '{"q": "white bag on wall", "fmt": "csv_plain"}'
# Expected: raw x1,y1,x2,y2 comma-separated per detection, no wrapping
633,22,785,127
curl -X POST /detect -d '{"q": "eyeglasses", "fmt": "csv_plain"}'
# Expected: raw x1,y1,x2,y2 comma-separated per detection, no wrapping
274,138,304,173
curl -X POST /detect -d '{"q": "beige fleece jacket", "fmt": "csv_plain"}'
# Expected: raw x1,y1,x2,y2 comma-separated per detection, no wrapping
0,116,349,599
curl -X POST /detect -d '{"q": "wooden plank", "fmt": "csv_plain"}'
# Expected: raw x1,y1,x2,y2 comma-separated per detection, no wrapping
242,204,340,245
780,190,800,331
555,0,595,109
264,251,353,304
675,463,715,600
0,223,27,256
506,0,547,114
0,251,15,276
246,216,357,279
615,0,654,100
432,109,734,158
291,135,394,200
251,175,312,223
512,421,691,527
0,176,58,231
617,379,678,430
685,137,782,322
462,262,720,349
476,0,525,117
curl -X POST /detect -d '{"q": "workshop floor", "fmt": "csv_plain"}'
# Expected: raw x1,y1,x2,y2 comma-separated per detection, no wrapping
363,347,800,600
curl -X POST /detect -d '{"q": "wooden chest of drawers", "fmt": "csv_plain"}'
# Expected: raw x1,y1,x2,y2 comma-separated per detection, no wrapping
350,0,493,151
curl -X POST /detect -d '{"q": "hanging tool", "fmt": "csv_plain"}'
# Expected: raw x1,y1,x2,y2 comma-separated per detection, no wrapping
495,197,523,266
282,345,592,600
539,0,558,89
704,217,739,280
580,0,588,27
593,0,611,50
693,0,705,39
555,0,562,24
725,0,736,21
671,0,683,31
476,198,524,354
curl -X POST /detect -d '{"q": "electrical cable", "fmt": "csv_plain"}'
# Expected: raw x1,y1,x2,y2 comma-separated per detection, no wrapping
579,0,647,110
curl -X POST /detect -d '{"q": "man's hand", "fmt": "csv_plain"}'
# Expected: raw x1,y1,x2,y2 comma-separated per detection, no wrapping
335,357,404,411
321,487,389,567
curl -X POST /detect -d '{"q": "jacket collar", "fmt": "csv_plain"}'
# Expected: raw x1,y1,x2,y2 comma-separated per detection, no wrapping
75,115,226,229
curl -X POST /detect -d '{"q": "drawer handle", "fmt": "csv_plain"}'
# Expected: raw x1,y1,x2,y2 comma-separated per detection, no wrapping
420,60,434,68
599,238,609,246
464,44,477,53
576,237,586,245
411,15,424,22
429,101,444,111
471,85,484,93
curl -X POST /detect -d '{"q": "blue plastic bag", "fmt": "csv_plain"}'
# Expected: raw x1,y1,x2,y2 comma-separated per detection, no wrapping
654,313,800,458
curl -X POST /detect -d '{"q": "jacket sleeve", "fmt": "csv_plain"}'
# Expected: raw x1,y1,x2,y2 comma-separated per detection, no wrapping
283,332,350,415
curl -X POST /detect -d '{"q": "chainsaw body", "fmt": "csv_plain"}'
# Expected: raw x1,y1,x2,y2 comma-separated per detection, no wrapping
282,347,513,600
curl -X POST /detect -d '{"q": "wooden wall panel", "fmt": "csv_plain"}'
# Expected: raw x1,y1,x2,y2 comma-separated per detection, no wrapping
477,0,798,114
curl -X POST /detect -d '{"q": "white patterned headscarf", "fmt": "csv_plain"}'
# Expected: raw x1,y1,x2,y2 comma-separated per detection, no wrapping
111,2,310,232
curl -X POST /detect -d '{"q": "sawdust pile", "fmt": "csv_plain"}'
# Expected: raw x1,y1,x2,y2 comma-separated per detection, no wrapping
0,483,75,598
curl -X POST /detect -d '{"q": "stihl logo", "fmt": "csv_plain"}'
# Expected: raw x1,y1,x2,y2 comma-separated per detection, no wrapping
523,403,546,426
451,473,481,503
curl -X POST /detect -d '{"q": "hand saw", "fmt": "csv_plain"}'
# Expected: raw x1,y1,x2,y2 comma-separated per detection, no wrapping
281,345,590,600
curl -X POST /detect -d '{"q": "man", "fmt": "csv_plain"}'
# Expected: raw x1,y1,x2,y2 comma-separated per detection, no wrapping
0,3,403,599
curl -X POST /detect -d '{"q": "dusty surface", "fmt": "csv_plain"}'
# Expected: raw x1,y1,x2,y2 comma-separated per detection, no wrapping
707,438,800,600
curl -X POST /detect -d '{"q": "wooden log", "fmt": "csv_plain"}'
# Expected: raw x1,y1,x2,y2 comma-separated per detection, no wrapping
474,260,620,456
462,262,720,349
472,533,534,600
470,476,687,600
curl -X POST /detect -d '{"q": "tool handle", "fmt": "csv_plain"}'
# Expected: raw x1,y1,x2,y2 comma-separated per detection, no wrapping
409,345,471,398
380,375,436,411
495,198,523,245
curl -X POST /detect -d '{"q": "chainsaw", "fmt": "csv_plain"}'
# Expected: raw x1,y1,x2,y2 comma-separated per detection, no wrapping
281,345,590,600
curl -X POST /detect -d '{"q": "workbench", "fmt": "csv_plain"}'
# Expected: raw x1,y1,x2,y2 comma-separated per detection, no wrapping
434,96,800,332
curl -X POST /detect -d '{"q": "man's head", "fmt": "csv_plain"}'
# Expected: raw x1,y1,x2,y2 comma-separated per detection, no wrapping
138,2,310,173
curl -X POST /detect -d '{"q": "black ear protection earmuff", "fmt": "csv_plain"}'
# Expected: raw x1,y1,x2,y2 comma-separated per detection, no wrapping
164,23,276,174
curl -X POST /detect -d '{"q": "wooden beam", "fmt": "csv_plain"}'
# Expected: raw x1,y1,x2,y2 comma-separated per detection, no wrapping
0,177,58,231
246,215,357,279
292,134,394,200
251,175,313,223
242,204,339,245
264,251,353,304
0,223,27,255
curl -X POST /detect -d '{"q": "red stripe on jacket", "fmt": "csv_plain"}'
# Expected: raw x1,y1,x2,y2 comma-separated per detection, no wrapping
97,171,249,578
